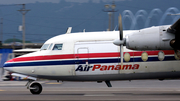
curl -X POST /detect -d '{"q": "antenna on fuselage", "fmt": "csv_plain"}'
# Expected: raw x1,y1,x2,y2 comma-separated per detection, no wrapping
66,27,72,34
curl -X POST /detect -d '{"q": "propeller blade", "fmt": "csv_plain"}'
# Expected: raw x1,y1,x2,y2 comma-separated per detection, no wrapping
120,44,123,70
118,14,123,40
118,14,124,70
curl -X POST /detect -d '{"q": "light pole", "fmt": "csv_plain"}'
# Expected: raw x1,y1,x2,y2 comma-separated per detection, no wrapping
17,4,30,49
103,2,117,31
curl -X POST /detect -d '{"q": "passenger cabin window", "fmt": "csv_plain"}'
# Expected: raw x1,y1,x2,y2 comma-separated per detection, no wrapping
53,44,63,50
40,44,49,50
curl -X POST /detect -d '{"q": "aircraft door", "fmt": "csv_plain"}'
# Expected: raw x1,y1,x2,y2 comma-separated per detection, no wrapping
75,47,90,75
75,41,119,75
76,47,89,64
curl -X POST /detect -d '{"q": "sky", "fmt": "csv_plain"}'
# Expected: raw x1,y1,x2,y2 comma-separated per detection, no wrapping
0,0,179,43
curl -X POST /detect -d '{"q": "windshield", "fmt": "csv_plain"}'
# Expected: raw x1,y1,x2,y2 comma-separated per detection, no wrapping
47,43,53,50
40,44,49,50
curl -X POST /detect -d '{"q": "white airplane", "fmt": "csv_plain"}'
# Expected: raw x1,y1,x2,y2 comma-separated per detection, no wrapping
3,15,180,94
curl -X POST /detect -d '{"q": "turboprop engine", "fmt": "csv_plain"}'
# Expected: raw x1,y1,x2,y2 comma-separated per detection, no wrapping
125,26,174,50
113,18,180,51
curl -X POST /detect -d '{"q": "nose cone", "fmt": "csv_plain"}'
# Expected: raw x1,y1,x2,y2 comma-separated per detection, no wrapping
3,59,14,72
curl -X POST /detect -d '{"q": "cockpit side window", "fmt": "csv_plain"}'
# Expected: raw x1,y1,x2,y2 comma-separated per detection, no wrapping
53,44,63,50
40,44,49,50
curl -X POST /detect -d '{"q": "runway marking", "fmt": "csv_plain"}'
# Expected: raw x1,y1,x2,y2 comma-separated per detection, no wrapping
0,89,5,91
46,82,61,84
84,94,115,96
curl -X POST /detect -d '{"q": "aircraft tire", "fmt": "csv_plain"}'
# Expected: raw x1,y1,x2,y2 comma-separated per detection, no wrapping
30,82,42,94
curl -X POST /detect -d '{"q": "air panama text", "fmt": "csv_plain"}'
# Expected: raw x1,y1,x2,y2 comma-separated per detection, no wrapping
75,64,139,71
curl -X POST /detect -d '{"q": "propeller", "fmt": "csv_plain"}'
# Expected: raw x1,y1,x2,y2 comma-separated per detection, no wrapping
118,14,124,70
168,18,180,58
113,14,125,71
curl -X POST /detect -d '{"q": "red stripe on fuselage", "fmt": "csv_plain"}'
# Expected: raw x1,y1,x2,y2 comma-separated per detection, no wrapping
7,50,174,63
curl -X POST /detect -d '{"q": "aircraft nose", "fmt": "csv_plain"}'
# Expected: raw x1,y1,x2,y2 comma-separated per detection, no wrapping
3,59,14,72
3,66,13,72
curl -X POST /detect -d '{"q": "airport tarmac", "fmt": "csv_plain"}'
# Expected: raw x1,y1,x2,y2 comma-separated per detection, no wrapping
0,80,180,101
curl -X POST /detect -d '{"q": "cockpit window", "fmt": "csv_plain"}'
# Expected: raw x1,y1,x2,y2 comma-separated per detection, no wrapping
53,44,63,50
40,44,49,50
48,43,53,50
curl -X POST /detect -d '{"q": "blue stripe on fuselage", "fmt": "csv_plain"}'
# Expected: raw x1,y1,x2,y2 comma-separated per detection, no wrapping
3,56,176,67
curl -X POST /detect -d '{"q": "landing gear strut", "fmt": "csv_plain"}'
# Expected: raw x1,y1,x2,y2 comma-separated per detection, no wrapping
105,80,112,87
26,80,43,94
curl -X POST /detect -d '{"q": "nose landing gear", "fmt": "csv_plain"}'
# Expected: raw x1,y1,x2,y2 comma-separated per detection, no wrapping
26,80,43,94
29,82,42,94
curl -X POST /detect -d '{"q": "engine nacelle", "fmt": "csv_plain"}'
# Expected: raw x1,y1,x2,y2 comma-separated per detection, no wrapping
125,26,175,50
